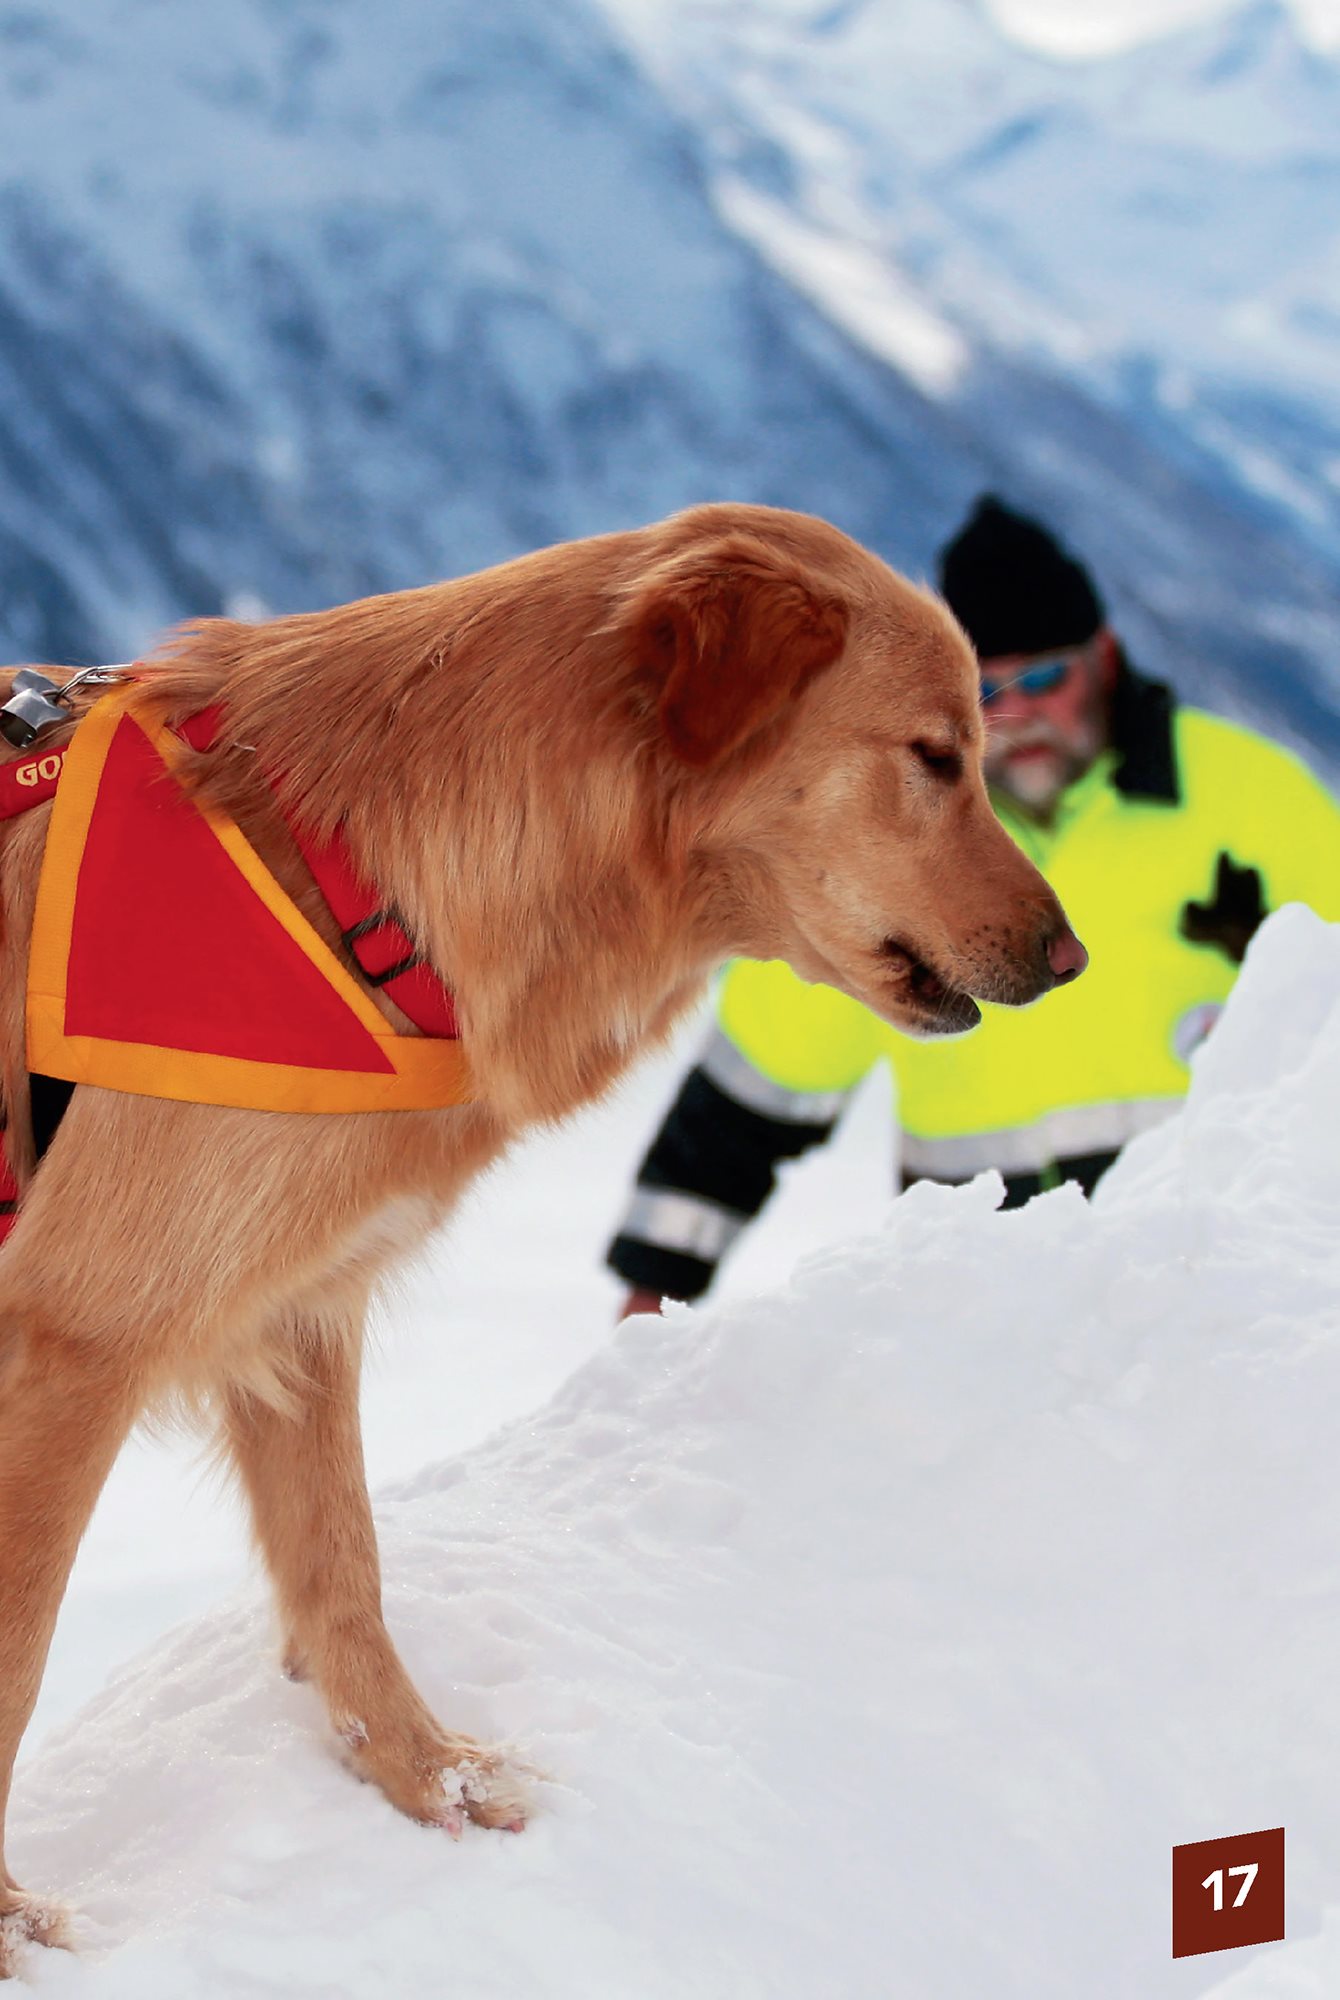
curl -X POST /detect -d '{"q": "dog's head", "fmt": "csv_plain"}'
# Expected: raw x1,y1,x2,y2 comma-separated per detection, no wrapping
624,505,1085,1037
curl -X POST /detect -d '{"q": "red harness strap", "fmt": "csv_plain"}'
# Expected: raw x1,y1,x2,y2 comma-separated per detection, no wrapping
175,709,459,1040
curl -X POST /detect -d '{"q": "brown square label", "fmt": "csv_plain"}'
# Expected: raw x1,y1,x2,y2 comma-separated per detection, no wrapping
1172,1827,1285,1959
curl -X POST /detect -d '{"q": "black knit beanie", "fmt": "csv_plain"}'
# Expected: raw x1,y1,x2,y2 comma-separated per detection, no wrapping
937,495,1104,658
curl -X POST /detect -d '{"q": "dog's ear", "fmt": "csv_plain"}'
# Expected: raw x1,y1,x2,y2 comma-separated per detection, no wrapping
630,538,849,768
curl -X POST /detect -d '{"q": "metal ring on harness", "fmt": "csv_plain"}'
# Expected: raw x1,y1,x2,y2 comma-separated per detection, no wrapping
0,666,132,751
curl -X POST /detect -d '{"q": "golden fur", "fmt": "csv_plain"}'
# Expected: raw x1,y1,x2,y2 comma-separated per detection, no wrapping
0,504,1079,1973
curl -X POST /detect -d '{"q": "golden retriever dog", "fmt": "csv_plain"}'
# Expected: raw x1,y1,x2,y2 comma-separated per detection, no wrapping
0,502,1084,1973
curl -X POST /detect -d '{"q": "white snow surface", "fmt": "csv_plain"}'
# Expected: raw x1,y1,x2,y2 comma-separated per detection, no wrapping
9,907,1340,1996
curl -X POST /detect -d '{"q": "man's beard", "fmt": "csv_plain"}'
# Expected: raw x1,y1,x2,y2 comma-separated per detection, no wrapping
985,725,1099,814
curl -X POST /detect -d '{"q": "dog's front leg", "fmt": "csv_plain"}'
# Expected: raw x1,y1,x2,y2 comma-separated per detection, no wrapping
0,1318,148,1979
221,1309,528,1835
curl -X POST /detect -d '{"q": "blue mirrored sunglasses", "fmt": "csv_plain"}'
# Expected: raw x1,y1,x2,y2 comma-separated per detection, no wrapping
979,645,1088,705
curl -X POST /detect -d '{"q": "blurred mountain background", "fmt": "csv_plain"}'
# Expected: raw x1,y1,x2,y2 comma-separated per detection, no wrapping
1,0,1337,761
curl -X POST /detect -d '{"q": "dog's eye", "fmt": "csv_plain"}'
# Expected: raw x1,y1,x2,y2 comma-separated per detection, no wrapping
911,742,963,782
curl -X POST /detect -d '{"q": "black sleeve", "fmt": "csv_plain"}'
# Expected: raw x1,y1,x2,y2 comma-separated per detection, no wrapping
607,1060,840,1301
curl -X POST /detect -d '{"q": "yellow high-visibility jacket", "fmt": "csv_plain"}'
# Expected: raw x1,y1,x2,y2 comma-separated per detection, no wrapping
608,672,1340,1301
720,706,1340,1180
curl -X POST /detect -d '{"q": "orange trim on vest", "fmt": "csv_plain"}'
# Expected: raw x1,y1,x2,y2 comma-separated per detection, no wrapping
27,688,475,1113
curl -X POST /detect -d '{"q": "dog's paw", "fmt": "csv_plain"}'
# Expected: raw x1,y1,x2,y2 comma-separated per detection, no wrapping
431,1746,532,1836
0,1890,73,1980
339,1717,532,1835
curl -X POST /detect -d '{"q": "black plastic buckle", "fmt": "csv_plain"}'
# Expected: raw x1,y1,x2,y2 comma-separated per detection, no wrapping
341,908,424,988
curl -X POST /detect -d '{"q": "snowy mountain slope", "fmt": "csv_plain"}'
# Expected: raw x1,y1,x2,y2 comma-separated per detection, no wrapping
599,0,1340,472
0,185,335,665
8,907,1340,1998
598,0,1340,753
0,0,994,664
0,0,1335,767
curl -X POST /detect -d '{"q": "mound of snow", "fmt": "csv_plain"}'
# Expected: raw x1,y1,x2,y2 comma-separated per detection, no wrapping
11,907,1340,1997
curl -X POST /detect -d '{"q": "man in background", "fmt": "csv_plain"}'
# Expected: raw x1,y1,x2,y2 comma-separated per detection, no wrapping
607,495,1340,1314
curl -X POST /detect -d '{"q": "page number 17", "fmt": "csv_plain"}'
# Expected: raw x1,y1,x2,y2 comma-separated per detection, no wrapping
1173,1827,1284,1959
1203,1863,1257,1913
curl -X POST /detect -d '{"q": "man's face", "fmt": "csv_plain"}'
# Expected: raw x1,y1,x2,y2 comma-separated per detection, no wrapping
979,633,1110,816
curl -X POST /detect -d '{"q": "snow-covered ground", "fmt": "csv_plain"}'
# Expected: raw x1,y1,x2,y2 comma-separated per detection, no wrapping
8,908,1340,1996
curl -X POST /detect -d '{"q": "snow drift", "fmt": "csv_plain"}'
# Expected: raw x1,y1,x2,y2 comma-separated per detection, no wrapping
10,907,1340,1997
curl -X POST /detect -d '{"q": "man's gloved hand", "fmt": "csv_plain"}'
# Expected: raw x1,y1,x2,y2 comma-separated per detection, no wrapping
1180,851,1267,964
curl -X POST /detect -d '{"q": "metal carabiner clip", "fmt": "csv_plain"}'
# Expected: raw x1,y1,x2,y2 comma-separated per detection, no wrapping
0,664,131,750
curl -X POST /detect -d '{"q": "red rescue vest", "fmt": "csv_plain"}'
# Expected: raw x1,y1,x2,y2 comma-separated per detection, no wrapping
20,684,474,1115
